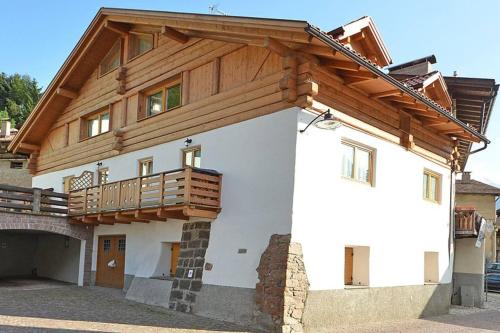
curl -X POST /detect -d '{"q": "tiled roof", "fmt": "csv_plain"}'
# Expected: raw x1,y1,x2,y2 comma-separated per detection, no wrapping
398,71,438,89
456,179,500,195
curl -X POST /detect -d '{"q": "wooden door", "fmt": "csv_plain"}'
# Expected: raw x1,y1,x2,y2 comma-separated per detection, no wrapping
344,247,353,285
170,243,180,277
96,235,126,289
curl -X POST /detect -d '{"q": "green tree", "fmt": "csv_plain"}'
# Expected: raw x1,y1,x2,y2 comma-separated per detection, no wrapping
0,72,42,128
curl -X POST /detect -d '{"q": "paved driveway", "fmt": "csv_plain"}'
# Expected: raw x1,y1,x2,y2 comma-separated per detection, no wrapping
0,278,258,333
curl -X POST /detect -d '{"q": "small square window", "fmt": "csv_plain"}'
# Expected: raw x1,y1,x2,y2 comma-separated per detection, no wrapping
423,170,441,203
141,77,182,119
139,158,153,177
10,161,23,169
341,140,375,185
183,146,201,168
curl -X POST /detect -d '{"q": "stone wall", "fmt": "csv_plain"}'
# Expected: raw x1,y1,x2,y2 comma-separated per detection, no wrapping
255,234,309,333
169,221,211,312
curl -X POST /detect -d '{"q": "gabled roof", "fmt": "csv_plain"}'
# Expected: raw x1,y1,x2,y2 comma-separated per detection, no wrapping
328,16,392,67
456,178,500,195
9,8,488,155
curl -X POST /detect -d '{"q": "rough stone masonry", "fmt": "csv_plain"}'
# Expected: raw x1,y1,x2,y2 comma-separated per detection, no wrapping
256,234,309,333
169,221,211,312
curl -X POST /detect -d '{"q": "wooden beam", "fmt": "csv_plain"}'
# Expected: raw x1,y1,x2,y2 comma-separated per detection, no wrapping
82,216,98,224
263,37,290,57
321,59,360,72
115,213,147,223
18,142,40,152
56,87,78,100
297,45,337,58
337,70,378,80
97,214,115,225
212,57,220,95
134,210,165,221
369,89,403,99
161,26,189,44
104,20,130,35
399,112,414,150
183,207,218,219
181,71,190,105
157,208,189,220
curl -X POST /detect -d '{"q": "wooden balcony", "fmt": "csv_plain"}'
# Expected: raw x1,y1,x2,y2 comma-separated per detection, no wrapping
68,167,222,225
0,184,68,215
455,207,479,238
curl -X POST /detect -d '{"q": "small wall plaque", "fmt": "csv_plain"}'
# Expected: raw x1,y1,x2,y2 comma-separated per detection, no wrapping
187,269,194,278
238,248,247,254
204,263,213,271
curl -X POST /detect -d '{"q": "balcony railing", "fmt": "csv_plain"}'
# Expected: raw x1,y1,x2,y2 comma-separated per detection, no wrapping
455,207,479,238
68,167,222,224
0,184,68,215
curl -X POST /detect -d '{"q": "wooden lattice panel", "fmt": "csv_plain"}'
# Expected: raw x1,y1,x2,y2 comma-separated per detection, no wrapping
70,171,94,191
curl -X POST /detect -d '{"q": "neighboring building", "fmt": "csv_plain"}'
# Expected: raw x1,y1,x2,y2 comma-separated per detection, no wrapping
8,9,493,332
0,120,31,187
452,173,500,307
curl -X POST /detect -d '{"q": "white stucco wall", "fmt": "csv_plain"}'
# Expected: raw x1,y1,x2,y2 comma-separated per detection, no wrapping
33,108,299,288
292,108,453,291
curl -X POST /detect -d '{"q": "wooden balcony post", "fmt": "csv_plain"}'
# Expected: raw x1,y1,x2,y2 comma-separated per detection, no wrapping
136,177,142,209
184,167,192,205
117,181,122,210
159,173,165,206
32,188,42,213
83,188,88,214
98,184,103,213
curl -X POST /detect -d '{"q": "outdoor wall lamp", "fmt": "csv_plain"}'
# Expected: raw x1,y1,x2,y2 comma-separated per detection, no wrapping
184,138,193,147
299,109,342,133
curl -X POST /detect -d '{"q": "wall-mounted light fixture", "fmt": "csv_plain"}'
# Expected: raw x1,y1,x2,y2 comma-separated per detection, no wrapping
299,109,341,133
184,138,193,147
96,161,103,168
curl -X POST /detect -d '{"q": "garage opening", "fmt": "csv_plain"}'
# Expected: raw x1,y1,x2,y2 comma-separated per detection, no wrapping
0,230,83,285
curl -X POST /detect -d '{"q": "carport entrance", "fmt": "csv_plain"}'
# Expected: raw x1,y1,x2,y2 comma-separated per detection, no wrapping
0,230,82,285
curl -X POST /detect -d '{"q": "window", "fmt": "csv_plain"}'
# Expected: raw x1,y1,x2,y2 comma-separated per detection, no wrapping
128,32,153,60
83,110,110,139
103,239,111,252
98,168,109,185
341,140,374,185
183,146,201,168
100,39,121,76
10,161,23,169
118,239,126,252
139,158,153,177
143,79,182,118
345,246,370,287
423,170,441,203
424,251,439,283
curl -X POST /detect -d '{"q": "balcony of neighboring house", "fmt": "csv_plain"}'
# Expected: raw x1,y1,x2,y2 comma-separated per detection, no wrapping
67,167,222,225
455,206,480,238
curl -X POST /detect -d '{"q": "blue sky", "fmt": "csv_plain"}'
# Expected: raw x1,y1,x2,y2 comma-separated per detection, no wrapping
1,0,499,188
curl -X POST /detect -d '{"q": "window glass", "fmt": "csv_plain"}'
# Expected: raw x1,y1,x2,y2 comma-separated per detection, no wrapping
356,149,370,182
423,173,429,198
87,118,99,137
166,84,181,110
341,144,354,179
423,170,440,202
147,91,163,116
183,147,201,168
10,161,23,169
100,112,110,133
139,159,153,176
118,239,126,252
103,239,111,252
128,33,153,59
100,39,121,75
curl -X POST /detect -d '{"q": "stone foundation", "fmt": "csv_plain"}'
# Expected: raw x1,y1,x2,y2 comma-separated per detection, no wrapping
169,221,211,312
255,234,309,333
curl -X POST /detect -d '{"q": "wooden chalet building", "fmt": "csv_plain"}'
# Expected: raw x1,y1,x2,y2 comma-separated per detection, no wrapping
8,8,495,333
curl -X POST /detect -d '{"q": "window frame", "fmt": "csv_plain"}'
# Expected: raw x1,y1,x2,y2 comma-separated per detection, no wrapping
340,139,376,186
139,76,182,120
423,169,442,204
182,146,202,168
99,39,123,77
81,108,111,140
9,161,23,169
127,32,154,61
97,168,109,185
138,157,154,177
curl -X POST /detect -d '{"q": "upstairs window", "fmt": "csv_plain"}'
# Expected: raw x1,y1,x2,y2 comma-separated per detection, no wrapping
341,140,375,185
98,168,109,185
128,32,153,60
84,110,110,139
100,39,121,76
183,146,201,168
139,158,153,177
143,79,182,118
10,161,23,169
423,170,441,203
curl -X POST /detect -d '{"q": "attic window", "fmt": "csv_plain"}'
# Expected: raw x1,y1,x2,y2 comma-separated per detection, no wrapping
128,32,153,60
139,77,182,119
100,39,122,76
